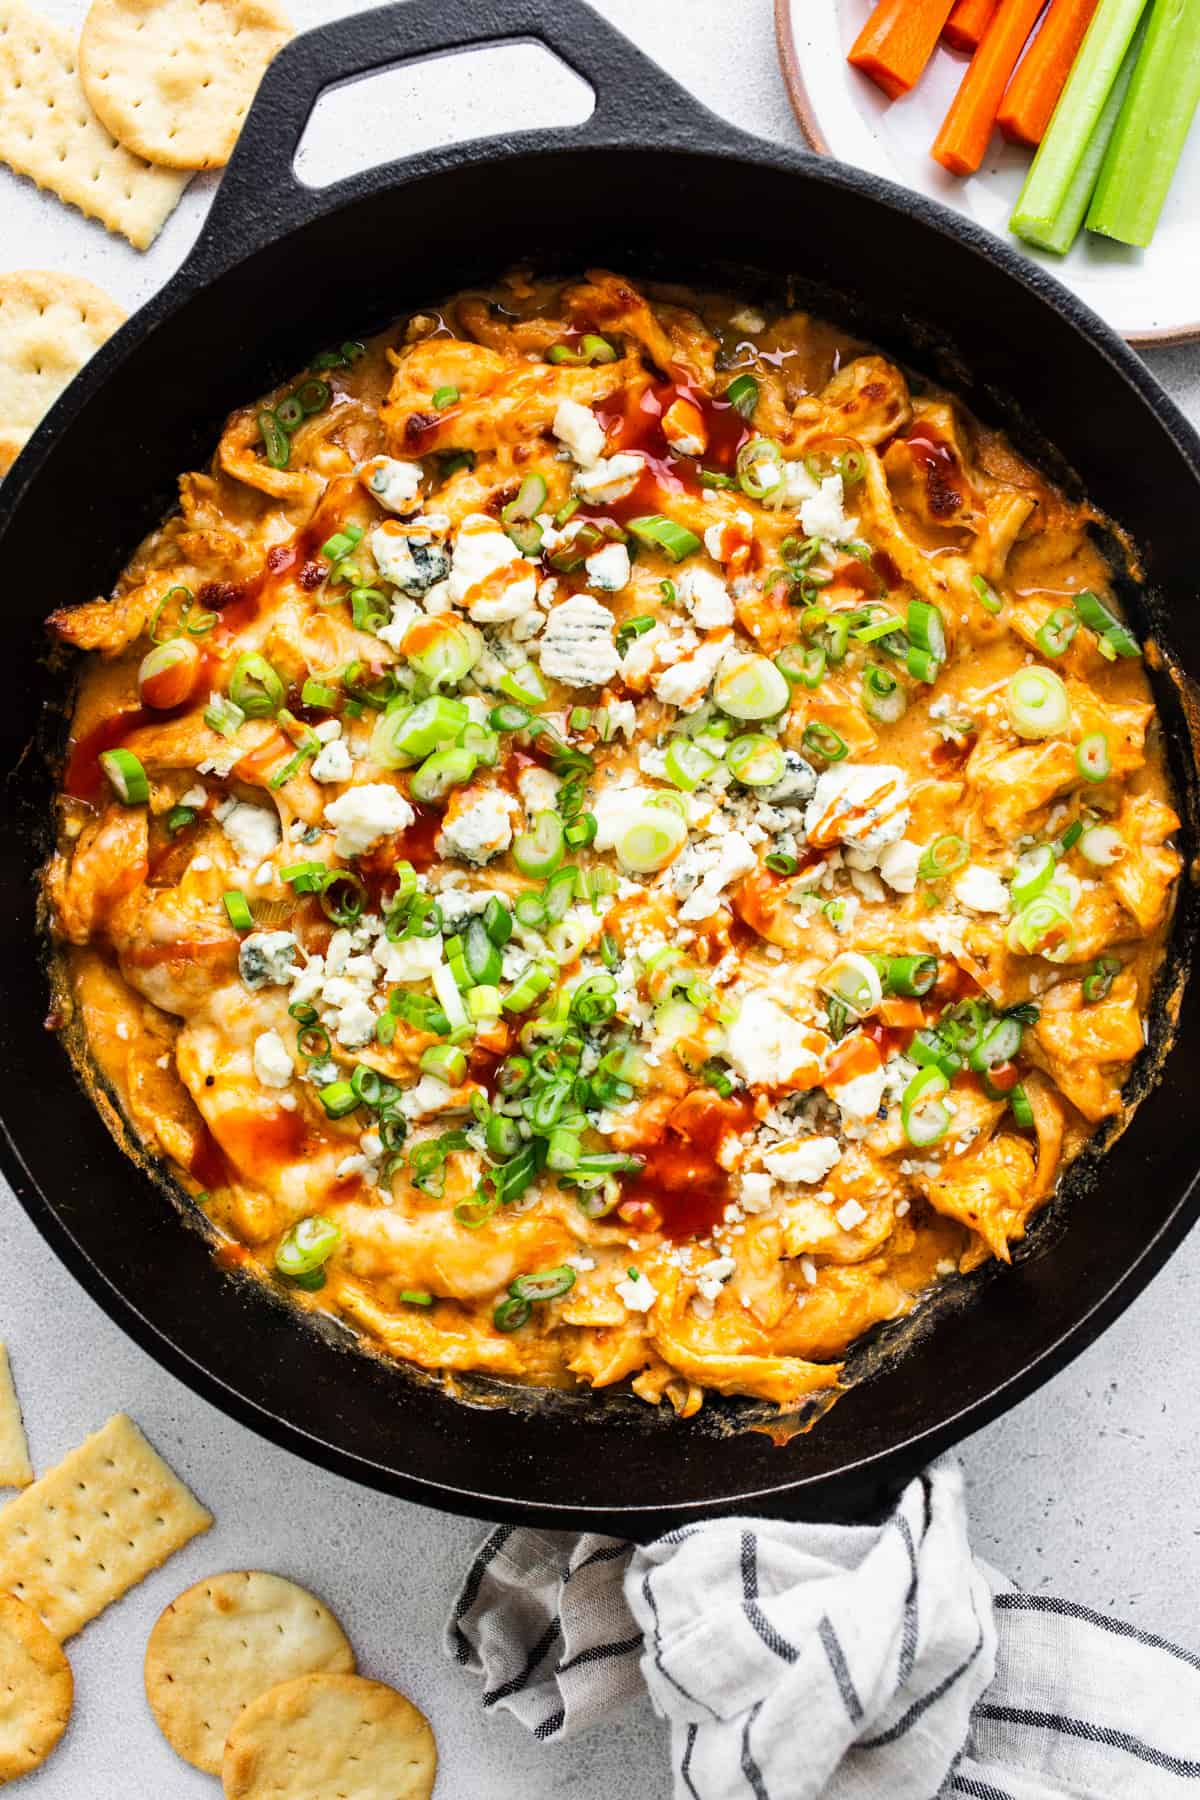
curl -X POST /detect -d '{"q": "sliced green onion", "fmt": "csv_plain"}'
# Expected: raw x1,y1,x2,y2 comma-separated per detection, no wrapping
765,851,798,874
1007,887,1075,961
502,517,541,557
565,813,597,849
150,584,196,643
918,834,969,881
229,652,284,719
319,524,364,564
547,334,617,365
463,915,503,984
910,1030,960,1080
854,614,904,645
614,803,688,873
504,960,555,1014
1075,732,1111,783
664,738,719,790
281,860,331,894
513,891,545,929
99,747,149,805
406,618,481,690
1083,954,1121,1003
204,694,245,739
510,1266,576,1302
801,721,848,763
341,661,398,710
420,1043,468,1085
165,804,197,835
316,1079,359,1122
513,811,565,879
905,644,940,685
971,573,1003,615
906,599,946,660
222,889,254,930
627,515,702,561
302,678,339,711
862,663,907,724
713,653,790,721
457,724,499,769
878,954,938,998
497,662,548,707
1074,590,1140,658
726,734,786,786
410,746,477,804
275,1214,340,1280
349,1063,382,1107
1009,1084,1036,1129
736,436,785,500
432,385,459,409
1036,608,1079,659
615,615,657,657
454,1191,501,1231
470,900,509,953
724,373,759,418
370,696,467,768
502,473,547,524
1058,819,1084,853
350,587,390,634
818,951,883,1017
901,1067,951,1147
1006,667,1070,739
1011,843,1056,908
259,409,290,469
490,702,531,733
138,639,199,708
467,984,502,1021
968,1015,1023,1072
776,643,826,690
320,871,366,927
1079,823,1124,866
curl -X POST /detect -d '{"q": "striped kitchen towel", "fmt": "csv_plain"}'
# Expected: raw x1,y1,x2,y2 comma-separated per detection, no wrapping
446,1459,1200,1797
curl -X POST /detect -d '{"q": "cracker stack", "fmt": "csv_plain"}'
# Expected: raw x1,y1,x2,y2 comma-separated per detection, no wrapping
0,0,292,248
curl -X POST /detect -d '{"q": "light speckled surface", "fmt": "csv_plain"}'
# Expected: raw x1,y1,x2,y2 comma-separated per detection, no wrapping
4,2,1199,1792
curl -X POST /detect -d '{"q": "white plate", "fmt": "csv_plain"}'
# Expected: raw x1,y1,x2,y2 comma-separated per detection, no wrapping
776,0,1200,345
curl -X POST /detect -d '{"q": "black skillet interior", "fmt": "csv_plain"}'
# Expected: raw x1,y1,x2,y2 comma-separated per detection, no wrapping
2,0,1200,1534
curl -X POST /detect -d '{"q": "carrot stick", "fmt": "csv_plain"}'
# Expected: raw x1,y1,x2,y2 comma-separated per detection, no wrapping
944,0,1000,52
932,0,1049,173
998,0,1100,143
848,0,959,102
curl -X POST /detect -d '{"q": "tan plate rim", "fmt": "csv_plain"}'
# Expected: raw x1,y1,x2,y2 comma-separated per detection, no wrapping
772,0,1200,351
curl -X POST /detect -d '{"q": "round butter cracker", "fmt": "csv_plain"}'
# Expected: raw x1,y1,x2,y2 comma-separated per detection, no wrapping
0,271,125,477
145,1570,356,1775
79,0,292,171
0,1591,73,1781
222,1672,437,1800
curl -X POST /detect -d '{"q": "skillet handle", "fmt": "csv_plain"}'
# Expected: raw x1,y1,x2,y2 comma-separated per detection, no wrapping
189,0,735,274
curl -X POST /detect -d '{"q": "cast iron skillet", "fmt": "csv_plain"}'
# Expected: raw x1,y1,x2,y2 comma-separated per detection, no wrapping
2,0,1199,1535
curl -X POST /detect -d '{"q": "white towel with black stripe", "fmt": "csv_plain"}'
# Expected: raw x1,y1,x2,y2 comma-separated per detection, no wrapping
446,1458,1200,1798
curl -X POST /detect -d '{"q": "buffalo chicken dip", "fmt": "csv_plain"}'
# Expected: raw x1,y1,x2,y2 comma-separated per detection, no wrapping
45,271,1181,1418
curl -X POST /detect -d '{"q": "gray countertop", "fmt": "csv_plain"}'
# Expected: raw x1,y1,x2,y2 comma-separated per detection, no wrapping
5,3,1199,1792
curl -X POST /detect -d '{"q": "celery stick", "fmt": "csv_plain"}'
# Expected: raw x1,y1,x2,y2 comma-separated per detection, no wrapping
1014,13,1148,252
1087,0,1200,246
1009,0,1148,239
